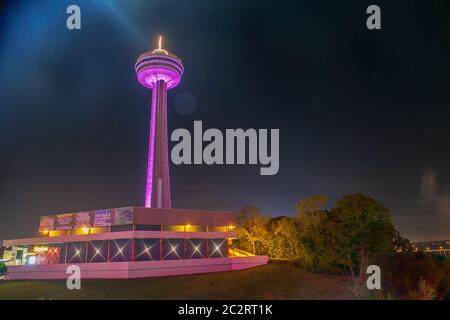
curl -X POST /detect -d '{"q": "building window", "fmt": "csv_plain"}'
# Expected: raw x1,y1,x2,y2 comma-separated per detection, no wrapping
70,227,90,235
89,227,109,234
66,242,87,264
134,239,160,261
208,239,228,258
87,240,108,263
111,225,133,232
135,225,162,231
162,239,184,260
49,230,69,237
10,246,28,265
185,225,207,232
32,246,62,265
162,225,184,232
109,239,132,262
59,244,67,264
186,239,206,259
208,226,227,232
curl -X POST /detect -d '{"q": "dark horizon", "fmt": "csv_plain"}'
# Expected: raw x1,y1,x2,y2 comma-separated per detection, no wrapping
1,0,450,242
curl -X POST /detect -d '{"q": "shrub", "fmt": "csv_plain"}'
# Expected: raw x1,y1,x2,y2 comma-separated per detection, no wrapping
409,278,437,300
0,262,6,276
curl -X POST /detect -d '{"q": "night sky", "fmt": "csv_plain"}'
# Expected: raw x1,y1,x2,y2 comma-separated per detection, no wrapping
1,0,450,241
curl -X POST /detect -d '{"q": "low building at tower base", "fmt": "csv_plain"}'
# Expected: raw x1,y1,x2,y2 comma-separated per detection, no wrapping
1,207,268,280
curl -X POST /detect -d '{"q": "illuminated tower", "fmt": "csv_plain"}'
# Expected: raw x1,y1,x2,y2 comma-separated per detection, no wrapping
135,36,184,208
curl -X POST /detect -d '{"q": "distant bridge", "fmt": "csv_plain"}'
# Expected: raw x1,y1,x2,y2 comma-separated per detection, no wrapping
421,248,450,256
412,240,450,256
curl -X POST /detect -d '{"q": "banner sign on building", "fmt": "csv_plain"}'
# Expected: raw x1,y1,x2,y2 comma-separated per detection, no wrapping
55,214,74,230
111,208,133,226
93,210,111,227
38,207,134,230
73,212,92,227
39,216,55,232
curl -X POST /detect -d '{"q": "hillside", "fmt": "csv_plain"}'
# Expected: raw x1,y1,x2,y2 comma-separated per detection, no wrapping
0,263,357,300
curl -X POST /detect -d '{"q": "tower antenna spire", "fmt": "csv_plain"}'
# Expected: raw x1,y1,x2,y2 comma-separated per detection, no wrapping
158,36,162,50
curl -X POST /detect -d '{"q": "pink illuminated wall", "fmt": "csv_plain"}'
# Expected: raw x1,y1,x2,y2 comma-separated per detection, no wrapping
5,256,269,280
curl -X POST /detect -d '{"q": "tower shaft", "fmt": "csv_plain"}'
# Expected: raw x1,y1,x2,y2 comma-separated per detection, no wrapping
145,80,171,208
136,37,183,208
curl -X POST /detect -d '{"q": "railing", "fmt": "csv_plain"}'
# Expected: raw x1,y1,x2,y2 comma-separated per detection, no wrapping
229,248,255,257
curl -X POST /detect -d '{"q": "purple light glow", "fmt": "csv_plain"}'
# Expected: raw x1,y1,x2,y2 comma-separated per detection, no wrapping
136,59,183,90
144,74,173,87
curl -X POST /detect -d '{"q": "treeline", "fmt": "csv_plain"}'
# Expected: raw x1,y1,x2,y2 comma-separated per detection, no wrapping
234,193,450,299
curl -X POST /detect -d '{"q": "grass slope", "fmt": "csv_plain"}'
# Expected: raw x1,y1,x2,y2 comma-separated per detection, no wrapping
0,263,356,300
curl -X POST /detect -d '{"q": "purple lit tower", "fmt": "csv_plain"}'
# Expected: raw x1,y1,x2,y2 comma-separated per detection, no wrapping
135,36,184,208
0,36,269,281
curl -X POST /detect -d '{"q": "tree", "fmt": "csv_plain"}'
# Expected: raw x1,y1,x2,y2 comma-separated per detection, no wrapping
296,195,338,272
236,206,270,255
331,193,397,291
267,217,302,260
379,251,448,299
296,195,328,217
